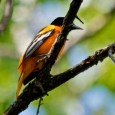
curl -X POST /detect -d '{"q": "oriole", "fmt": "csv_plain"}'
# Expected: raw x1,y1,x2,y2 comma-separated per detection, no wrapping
16,17,82,99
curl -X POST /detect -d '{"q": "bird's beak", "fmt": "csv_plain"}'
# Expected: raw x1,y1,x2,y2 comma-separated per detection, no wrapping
70,23,83,30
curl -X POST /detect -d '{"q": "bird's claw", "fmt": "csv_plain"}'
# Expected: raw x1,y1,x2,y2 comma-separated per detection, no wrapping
37,54,50,63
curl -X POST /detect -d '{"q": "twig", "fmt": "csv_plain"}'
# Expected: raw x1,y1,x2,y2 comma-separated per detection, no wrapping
108,45,115,63
36,98,43,115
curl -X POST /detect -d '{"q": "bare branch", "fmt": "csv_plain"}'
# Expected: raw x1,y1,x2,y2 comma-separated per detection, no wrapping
4,42,115,115
0,0,12,33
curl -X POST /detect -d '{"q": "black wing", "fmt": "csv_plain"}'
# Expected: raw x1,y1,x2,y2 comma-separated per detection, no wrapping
23,29,55,60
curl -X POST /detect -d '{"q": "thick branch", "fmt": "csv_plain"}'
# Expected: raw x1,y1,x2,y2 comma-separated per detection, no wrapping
36,0,83,81
53,43,115,85
4,43,115,115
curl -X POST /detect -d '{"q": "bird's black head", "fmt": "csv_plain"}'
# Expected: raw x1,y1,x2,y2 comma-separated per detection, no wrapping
51,17,83,30
51,17,64,26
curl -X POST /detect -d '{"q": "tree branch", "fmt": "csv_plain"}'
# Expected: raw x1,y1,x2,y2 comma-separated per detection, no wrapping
4,0,115,115
0,0,12,33
4,42,115,115
35,0,83,81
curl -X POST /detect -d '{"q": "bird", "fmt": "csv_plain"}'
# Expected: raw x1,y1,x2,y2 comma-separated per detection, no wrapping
16,17,82,99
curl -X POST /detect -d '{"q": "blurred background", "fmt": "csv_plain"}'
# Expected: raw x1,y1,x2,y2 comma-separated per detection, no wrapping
0,0,115,115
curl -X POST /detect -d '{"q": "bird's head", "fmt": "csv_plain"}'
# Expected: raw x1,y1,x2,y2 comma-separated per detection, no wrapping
51,17,82,31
